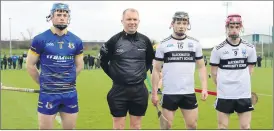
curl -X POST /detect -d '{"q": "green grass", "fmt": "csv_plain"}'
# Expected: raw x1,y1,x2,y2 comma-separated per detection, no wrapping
1,66,273,129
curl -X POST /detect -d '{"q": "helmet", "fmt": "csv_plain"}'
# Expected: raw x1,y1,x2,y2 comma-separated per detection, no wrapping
46,3,71,22
170,11,191,30
172,11,189,21
225,14,242,27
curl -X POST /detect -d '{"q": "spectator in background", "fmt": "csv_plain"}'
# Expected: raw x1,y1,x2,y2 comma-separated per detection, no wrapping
3,55,7,70
83,55,88,69
11,54,18,69
95,57,100,69
257,55,262,67
0,57,2,70
8,56,12,69
18,56,24,69
88,55,95,70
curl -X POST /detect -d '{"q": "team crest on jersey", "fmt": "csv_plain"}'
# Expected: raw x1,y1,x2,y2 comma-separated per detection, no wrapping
242,48,247,57
68,42,75,49
45,102,53,109
188,42,193,48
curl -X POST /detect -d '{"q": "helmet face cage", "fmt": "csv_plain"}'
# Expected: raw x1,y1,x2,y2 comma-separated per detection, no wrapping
46,3,71,24
171,11,191,30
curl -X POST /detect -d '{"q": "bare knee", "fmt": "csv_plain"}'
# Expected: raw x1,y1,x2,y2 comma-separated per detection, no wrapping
218,121,228,129
113,117,126,129
186,121,197,129
130,115,142,129
240,123,250,129
130,122,141,129
38,113,55,129
59,112,77,129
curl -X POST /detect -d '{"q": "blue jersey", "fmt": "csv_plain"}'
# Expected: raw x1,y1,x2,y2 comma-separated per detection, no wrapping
29,27,83,94
11,56,18,63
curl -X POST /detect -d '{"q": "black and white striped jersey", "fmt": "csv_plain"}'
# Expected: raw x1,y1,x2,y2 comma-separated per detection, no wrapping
210,39,257,99
155,35,203,94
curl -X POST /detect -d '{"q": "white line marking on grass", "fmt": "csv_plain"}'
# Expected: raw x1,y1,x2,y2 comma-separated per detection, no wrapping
257,93,272,97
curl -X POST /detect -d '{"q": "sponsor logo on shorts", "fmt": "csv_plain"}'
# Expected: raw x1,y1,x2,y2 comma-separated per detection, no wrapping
68,105,78,108
45,102,53,109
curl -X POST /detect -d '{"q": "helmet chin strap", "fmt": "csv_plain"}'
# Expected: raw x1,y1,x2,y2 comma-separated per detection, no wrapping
53,24,67,31
175,32,185,37
229,32,239,40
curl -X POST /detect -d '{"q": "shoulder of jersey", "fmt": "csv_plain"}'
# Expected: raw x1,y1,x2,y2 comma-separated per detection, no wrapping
241,39,254,48
32,30,49,41
160,36,172,44
67,31,82,42
215,40,228,50
186,36,199,43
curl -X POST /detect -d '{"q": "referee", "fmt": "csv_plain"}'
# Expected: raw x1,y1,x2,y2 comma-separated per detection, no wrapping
99,8,154,129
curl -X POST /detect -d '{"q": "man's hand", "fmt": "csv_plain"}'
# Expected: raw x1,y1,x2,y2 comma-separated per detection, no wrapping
201,88,208,101
151,94,159,106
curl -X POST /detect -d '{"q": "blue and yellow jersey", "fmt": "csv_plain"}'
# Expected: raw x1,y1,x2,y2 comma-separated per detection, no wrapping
29,27,83,94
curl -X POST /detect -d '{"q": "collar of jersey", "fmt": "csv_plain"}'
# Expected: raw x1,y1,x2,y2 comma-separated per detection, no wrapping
226,38,242,47
122,30,139,40
50,27,68,36
171,35,187,40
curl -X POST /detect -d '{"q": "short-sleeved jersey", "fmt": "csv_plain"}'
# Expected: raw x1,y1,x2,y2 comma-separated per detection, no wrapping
29,27,83,94
155,35,203,94
210,39,257,99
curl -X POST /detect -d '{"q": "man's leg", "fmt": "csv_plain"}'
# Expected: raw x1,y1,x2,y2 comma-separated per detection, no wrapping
162,108,176,129
38,112,56,129
238,111,252,129
59,112,78,129
60,91,79,129
161,94,181,129
181,108,198,129
38,93,60,129
178,94,198,129
215,99,235,129
235,98,254,129
112,117,126,129
217,111,230,129
128,84,149,129
107,84,128,129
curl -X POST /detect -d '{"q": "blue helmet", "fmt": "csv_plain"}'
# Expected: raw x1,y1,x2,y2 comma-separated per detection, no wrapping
46,3,71,22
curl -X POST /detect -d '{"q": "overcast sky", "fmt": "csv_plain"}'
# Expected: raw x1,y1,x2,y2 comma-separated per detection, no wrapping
1,1,273,48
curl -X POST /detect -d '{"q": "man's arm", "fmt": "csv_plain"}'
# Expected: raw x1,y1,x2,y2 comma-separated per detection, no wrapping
146,38,155,71
247,45,257,76
196,59,208,90
248,65,255,75
99,38,113,78
26,50,40,85
151,60,163,96
211,66,218,85
209,46,220,86
75,54,84,76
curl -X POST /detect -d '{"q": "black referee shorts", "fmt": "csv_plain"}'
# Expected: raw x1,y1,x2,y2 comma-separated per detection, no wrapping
215,98,254,114
107,83,149,117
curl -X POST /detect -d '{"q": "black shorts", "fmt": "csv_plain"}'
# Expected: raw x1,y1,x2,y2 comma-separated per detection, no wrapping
215,98,254,114
107,83,149,117
160,93,198,111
